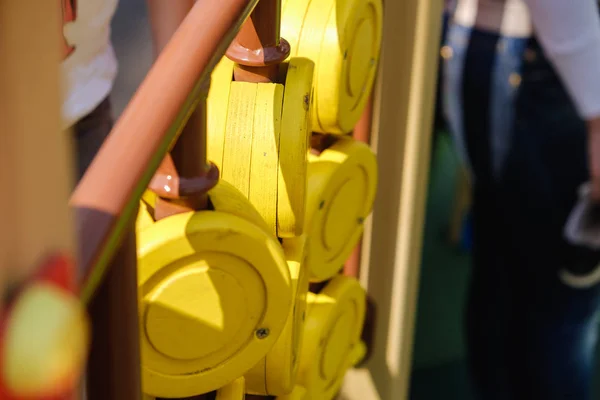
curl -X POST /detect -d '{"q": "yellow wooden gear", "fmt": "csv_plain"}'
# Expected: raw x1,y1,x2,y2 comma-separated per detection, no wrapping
295,137,377,282
282,0,383,134
137,207,292,397
277,58,314,238
136,180,272,238
293,275,367,400
208,179,273,237
245,237,310,396
207,61,315,238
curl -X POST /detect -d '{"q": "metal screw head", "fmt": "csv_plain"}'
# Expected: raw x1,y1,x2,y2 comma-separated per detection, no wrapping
256,328,270,339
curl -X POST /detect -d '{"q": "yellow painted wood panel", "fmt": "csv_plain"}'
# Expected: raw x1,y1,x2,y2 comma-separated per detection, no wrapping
249,83,284,235
222,82,258,197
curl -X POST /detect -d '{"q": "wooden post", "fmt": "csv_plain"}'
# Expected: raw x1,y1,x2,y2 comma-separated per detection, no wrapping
147,1,219,220
344,96,375,279
86,226,141,400
342,0,444,399
0,0,74,293
227,0,289,82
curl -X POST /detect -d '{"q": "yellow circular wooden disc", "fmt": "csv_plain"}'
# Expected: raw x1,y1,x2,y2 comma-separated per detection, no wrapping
282,0,383,134
295,276,366,400
208,179,273,237
136,179,272,236
3,284,89,397
216,377,246,400
245,237,310,396
207,57,235,171
277,57,315,238
299,137,377,282
137,211,292,397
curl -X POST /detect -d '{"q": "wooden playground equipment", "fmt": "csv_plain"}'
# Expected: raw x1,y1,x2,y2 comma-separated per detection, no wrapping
0,0,442,399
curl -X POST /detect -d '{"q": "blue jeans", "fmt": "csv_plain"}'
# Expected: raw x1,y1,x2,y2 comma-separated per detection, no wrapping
443,24,600,399
73,96,113,183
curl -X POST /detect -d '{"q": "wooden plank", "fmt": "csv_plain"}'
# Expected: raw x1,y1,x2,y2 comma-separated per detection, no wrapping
347,0,444,399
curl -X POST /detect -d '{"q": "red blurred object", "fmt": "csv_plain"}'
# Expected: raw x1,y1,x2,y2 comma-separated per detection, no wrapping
0,253,78,400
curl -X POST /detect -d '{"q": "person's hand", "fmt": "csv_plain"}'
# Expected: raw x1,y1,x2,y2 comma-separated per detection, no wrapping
587,116,600,200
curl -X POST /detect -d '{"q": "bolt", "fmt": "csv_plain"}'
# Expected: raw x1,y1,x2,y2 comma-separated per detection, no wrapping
256,328,270,339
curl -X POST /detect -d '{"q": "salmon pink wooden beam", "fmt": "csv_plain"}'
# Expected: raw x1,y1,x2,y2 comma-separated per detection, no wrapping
70,0,261,302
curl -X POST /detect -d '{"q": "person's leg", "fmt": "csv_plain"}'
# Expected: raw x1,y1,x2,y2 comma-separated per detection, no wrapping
72,97,113,183
444,26,519,399
434,11,451,132
498,38,600,400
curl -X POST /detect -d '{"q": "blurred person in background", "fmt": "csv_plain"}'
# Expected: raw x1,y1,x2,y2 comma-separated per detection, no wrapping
60,0,119,182
442,0,600,398
62,0,195,183
434,0,456,133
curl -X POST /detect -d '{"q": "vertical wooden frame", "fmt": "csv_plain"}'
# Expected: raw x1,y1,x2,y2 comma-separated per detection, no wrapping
342,0,444,398
0,0,75,296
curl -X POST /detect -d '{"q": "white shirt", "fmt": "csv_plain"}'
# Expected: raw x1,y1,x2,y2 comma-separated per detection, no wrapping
454,0,600,119
60,0,119,129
